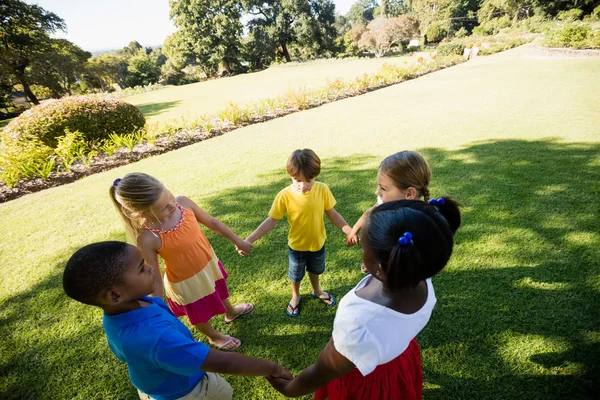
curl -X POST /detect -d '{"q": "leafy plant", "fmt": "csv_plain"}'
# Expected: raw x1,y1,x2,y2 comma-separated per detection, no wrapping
54,129,86,172
197,115,214,133
120,134,137,152
100,140,119,156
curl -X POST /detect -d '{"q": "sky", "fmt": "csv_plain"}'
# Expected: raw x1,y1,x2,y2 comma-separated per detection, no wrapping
27,0,357,52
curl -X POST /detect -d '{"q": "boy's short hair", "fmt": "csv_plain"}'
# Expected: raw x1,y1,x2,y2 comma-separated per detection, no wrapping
63,241,130,306
286,149,321,180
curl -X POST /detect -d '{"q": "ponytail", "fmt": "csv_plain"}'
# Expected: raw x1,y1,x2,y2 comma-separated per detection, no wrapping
386,233,423,291
428,196,461,234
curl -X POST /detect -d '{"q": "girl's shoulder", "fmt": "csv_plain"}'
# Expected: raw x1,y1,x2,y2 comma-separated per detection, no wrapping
137,229,161,250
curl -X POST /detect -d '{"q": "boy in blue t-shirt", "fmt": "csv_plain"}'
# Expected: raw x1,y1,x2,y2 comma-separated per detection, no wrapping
63,241,291,400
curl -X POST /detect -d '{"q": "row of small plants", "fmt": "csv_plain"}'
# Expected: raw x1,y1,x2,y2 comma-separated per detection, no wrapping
1,35,530,193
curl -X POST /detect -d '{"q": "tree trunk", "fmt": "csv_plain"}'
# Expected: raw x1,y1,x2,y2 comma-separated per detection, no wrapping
280,42,291,62
221,57,232,74
14,68,40,105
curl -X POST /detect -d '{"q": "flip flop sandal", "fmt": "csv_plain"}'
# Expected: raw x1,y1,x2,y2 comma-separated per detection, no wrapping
224,303,254,323
213,335,241,351
285,296,302,317
311,291,337,307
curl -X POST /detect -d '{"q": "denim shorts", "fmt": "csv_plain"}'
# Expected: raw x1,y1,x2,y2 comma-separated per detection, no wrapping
288,245,326,283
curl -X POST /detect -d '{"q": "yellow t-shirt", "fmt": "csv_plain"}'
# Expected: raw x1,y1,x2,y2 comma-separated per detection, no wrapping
269,181,336,252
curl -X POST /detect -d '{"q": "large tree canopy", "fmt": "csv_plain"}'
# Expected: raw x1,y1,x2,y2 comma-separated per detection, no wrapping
169,0,244,75
0,0,66,104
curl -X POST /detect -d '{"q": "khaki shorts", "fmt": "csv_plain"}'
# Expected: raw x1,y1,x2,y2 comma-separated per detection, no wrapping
138,372,233,400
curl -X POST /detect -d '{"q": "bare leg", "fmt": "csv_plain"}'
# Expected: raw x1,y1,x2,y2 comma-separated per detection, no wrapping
222,298,244,319
287,281,301,313
309,273,334,305
194,322,240,350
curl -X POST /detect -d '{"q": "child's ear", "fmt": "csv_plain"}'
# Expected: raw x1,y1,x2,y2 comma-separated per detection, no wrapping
405,187,418,200
103,288,123,305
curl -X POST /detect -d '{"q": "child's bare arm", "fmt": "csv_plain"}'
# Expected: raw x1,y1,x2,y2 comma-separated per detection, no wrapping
346,205,376,245
266,338,354,397
202,349,292,379
178,196,251,253
137,232,164,298
325,208,352,235
247,217,280,244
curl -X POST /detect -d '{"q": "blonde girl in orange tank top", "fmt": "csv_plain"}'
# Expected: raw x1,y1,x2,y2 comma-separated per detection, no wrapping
110,172,254,351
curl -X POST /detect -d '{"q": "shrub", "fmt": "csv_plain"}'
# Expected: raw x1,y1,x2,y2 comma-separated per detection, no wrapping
594,5,600,20
426,23,448,43
437,42,465,56
454,27,469,38
3,96,145,147
543,22,599,49
557,9,583,21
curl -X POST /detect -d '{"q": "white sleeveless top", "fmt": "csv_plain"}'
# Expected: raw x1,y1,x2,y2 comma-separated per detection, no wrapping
332,275,436,376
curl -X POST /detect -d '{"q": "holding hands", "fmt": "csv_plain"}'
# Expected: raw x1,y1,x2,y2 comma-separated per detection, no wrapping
235,238,253,256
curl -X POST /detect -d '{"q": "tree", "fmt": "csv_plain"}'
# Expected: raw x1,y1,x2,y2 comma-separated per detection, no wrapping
346,0,379,25
358,15,419,57
126,53,161,87
121,40,143,56
30,39,91,96
169,0,243,75
0,0,66,104
245,0,338,63
291,0,338,59
83,54,129,91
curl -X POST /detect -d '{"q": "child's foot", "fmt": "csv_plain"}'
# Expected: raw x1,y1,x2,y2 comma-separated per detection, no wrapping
210,335,241,351
286,295,302,317
361,264,368,274
224,303,254,323
311,291,337,307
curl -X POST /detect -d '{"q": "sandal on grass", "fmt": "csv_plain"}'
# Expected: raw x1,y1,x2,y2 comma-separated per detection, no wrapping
311,291,337,307
285,296,302,318
224,303,254,323
212,335,241,351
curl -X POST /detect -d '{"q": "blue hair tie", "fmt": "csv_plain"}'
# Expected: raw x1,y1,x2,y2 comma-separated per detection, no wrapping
113,178,121,187
398,232,413,246
429,197,445,206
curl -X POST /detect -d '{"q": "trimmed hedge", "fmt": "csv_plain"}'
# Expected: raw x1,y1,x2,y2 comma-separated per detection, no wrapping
437,42,465,56
3,96,145,147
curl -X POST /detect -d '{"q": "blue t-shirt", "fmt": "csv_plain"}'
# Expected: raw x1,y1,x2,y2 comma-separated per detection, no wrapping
103,296,210,400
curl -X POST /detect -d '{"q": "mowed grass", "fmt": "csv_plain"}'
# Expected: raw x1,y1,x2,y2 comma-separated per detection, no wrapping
1,46,599,399
127,55,414,122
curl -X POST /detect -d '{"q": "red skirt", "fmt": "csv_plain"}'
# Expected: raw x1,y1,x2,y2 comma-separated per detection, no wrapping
315,338,423,400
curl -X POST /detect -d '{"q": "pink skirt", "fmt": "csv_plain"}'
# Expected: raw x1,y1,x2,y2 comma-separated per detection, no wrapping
167,261,230,325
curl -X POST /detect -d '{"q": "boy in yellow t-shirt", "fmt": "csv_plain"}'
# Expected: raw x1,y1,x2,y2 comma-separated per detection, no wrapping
246,149,352,317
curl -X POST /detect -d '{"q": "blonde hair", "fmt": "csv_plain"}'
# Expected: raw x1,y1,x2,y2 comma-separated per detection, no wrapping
109,172,165,242
379,151,432,202
286,149,321,180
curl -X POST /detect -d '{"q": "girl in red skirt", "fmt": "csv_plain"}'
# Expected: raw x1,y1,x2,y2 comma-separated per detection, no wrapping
267,198,461,399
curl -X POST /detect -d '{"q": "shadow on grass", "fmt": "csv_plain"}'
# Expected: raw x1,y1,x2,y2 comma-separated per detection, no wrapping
1,140,599,399
136,100,182,117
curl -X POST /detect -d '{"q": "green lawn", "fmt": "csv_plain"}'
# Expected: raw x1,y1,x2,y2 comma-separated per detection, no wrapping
126,55,414,122
1,46,599,399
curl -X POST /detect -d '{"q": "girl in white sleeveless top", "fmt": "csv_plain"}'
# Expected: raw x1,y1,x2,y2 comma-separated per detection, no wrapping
267,198,461,400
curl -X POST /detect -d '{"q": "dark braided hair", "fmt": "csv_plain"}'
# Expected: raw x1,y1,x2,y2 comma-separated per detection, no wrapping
363,198,460,292
63,241,130,306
